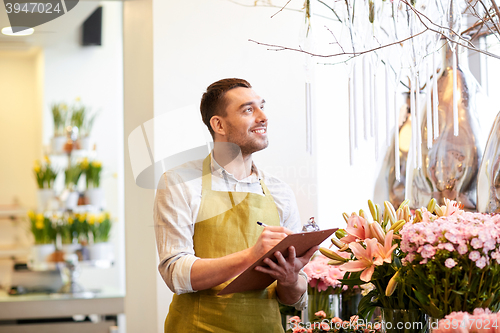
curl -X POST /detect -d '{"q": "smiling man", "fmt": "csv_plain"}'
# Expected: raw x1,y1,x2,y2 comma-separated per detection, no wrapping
154,78,317,332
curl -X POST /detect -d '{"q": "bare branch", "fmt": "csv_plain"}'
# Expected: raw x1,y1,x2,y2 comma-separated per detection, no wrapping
245,0,500,60
249,28,429,58
271,0,292,18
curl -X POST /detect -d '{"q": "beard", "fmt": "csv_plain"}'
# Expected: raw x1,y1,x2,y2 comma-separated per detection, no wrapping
225,123,269,156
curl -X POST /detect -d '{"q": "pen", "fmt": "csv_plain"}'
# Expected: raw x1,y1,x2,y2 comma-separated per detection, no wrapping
257,221,268,228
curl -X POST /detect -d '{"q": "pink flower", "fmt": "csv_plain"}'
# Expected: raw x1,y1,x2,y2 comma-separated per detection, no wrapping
469,251,481,261
324,266,344,288
341,214,372,243
457,243,468,255
445,232,458,244
315,310,327,319
375,230,398,263
445,258,457,268
316,280,330,292
293,327,306,333
419,244,436,259
444,243,455,252
331,317,342,324
471,238,483,249
476,256,487,269
403,253,415,265
289,316,301,324
441,198,464,216
340,238,383,282
303,261,328,281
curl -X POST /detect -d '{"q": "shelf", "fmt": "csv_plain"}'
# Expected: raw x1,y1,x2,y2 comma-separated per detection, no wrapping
0,208,26,219
26,260,114,272
0,248,30,259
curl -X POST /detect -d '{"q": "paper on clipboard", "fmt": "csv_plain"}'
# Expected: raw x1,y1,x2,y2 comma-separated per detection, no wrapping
218,228,338,295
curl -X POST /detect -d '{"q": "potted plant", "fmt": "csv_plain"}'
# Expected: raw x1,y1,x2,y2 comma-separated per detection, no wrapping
33,156,58,211
71,98,98,151
51,102,69,153
87,212,113,262
57,213,82,255
63,163,82,210
81,158,103,208
27,211,56,269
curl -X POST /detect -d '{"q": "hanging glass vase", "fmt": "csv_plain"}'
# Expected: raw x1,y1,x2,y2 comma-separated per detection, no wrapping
380,308,427,333
376,93,412,208
477,111,500,213
411,41,482,210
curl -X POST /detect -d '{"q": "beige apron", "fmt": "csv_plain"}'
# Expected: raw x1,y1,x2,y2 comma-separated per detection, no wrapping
164,154,284,332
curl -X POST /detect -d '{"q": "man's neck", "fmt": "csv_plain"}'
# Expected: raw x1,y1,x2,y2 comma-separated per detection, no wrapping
212,144,253,180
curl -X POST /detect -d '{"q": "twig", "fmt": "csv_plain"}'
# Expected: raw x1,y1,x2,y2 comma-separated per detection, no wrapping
324,25,345,53
271,0,292,18
317,0,342,22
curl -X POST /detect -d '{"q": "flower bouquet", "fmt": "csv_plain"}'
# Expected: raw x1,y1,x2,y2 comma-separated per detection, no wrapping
304,253,346,321
400,199,500,319
321,200,421,321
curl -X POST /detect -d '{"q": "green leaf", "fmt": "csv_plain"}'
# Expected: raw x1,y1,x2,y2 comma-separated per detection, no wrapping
413,289,430,306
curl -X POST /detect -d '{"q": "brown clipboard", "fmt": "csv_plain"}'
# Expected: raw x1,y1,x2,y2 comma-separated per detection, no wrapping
218,228,338,295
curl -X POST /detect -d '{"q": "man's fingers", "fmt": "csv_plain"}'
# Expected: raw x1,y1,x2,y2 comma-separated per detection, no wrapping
273,251,287,266
263,226,293,236
287,246,296,262
264,257,280,269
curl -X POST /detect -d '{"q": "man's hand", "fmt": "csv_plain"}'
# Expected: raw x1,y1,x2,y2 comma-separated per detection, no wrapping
249,226,293,262
254,245,318,305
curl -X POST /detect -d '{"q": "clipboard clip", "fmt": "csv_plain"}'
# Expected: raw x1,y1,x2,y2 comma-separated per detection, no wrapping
302,217,320,232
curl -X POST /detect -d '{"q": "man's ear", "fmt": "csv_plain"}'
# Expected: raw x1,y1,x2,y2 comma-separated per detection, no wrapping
210,116,226,136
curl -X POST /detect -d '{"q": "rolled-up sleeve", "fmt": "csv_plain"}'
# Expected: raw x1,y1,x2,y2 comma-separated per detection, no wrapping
154,172,199,294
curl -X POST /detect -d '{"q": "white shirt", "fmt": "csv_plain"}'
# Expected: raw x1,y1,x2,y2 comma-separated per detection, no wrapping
154,155,308,309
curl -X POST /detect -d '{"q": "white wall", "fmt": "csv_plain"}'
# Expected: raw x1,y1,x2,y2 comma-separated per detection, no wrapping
152,0,316,221
42,2,125,293
312,8,391,229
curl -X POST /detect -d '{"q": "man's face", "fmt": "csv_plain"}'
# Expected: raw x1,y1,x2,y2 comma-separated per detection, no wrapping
219,87,268,156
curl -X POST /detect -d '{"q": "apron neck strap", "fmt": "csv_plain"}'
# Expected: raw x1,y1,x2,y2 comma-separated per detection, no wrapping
202,153,271,196
201,154,212,192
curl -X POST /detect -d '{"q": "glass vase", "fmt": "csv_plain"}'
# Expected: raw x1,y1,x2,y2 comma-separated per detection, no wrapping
341,287,363,320
308,287,341,322
477,111,500,214
381,308,427,333
411,42,482,210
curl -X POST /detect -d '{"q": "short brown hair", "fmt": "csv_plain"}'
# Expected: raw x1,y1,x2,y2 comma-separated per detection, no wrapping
200,78,252,137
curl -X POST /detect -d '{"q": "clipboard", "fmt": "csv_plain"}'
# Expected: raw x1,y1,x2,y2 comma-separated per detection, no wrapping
218,228,338,295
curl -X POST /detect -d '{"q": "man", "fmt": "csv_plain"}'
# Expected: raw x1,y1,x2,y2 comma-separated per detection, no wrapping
154,78,317,332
